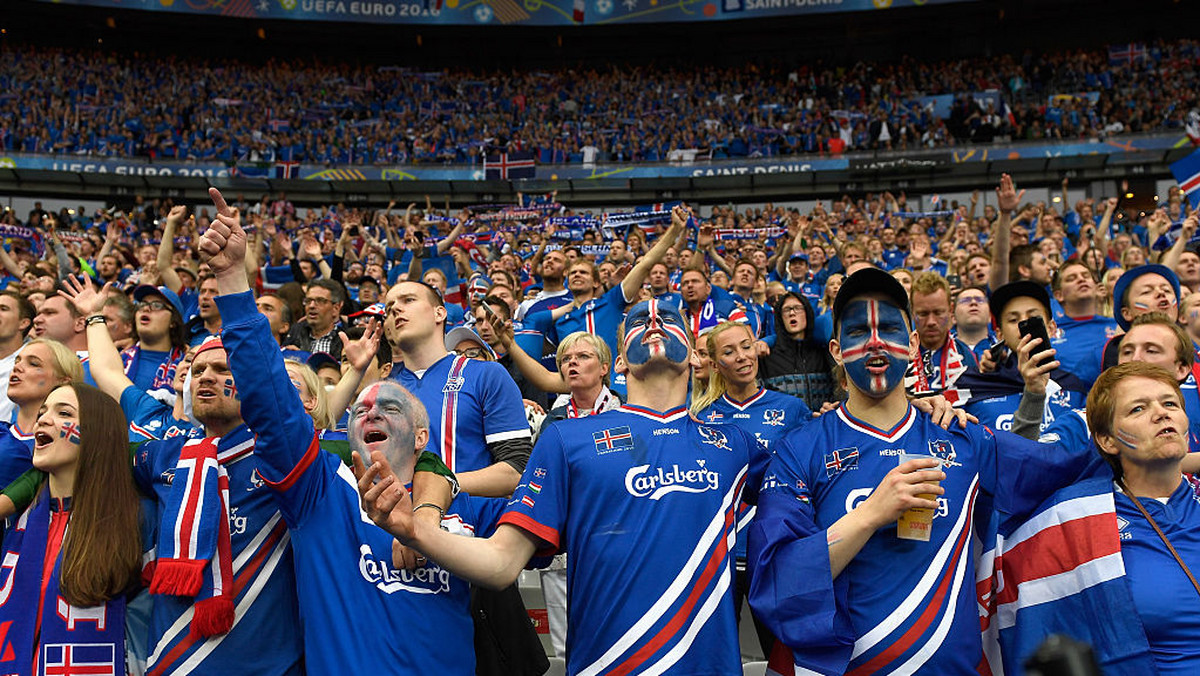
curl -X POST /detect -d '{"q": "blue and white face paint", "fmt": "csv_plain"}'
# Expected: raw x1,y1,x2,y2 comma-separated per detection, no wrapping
622,299,691,367
837,299,912,397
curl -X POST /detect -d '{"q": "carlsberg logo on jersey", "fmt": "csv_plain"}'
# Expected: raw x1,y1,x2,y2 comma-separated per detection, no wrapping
625,460,720,500
358,544,451,594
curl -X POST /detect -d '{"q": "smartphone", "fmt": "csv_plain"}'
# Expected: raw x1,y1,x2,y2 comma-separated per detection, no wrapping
1018,316,1053,365
986,340,1008,364
946,274,961,289
481,299,504,324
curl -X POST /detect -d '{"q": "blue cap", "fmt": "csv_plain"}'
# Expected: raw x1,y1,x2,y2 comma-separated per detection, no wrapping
789,252,809,262
1112,264,1181,330
133,284,185,318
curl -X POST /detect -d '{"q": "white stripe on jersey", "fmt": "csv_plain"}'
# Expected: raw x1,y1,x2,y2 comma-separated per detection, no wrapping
172,530,292,675
485,428,532,443
737,505,756,534
148,512,286,668
640,542,735,676
577,465,748,676
889,485,977,674
851,475,978,659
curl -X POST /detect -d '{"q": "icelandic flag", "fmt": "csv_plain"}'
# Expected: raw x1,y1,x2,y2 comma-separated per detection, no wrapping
274,160,300,179
484,151,536,180
1170,147,1200,210
268,118,291,133
1108,43,1147,66
260,265,295,291
592,426,634,454
42,643,117,676
573,0,585,22
978,477,1155,675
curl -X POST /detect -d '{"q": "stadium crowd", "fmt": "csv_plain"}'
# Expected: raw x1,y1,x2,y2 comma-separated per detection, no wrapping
1,38,1198,165
0,170,1198,675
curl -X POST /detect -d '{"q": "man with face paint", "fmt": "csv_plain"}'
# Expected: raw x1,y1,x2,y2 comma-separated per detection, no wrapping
197,187,479,675
357,296,771,676
747,268,1101,675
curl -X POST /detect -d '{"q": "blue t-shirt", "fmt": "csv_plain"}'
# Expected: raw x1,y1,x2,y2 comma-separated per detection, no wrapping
1053,314,1119,388
500,404,769,675
1116,477,1200,675
390,353,531,474
543,284,633,396
0,423,34,496
120,385,201,443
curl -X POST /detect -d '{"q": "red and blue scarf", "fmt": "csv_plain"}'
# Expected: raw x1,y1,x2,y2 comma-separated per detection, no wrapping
148,432,251,638
0,492,126,676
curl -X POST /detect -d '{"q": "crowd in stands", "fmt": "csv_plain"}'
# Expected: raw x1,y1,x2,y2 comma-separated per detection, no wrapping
1,38,1198,166
0,168,1199,673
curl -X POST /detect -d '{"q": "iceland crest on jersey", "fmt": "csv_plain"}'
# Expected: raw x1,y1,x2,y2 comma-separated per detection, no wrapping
705,410,724,423
928,439,961,467
763,409,786,426
593,426,634,454
698,425,731,450
824,447,859,478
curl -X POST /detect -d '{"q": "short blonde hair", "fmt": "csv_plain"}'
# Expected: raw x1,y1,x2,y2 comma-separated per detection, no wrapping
555,332,611,386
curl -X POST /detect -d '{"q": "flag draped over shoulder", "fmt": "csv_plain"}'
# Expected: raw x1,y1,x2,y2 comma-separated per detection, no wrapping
978,476,1155,675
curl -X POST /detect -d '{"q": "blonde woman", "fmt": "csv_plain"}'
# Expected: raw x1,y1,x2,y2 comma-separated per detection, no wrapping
0,339,83,491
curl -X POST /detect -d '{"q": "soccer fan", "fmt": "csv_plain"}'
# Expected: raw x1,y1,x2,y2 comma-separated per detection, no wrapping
0,384,141,676
1101,263,1182,369
123,284,189,397
0,291,35,422
1050,260,1118,386
358,297,769,675
758,291,838,410
950,285,992,361
193,198,495,674
957,281,1088,432
284,279,346,359
383,279,531,497
185,275,223,347
747,268,1096,674
256,293,294,345
906,272,978,401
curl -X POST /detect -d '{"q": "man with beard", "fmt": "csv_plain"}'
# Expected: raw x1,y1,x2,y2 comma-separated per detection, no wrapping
748,268,1097,675
358,297,770,676
198,191,489,675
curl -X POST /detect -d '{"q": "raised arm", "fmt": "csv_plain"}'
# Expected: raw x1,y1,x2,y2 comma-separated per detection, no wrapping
434,219,466,255
328,321,382,418
989,174,1023,289
621,206,687,300
59,277,133,401
157,206,185,293
1162,214,1199,270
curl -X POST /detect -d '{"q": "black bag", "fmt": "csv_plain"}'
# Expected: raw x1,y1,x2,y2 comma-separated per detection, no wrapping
472,583,550,676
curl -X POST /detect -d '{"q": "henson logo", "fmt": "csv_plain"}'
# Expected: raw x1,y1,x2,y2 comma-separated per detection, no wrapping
624,461,720,500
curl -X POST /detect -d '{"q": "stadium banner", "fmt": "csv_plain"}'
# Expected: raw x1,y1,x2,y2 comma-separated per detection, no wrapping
35,0,976,27
0,134,1181,182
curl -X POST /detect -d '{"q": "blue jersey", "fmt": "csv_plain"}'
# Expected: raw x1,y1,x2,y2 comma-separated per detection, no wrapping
964,381,1087,435
1181,374,1200,454
683,290,751,338
697,388,812,451
132,425,302,676
748,404,1096,675
120,385,202,442
698,388,811,560
218,290,506,675
500,404,770,675
0,422,33,490
1116,477,1200,675
1053,314,1119,387
390,352,531,474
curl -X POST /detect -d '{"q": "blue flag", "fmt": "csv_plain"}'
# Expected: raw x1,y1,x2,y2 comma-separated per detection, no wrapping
1170,147,1200,210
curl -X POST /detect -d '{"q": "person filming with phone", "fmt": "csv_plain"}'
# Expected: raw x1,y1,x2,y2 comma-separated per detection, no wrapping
956,281,1090,433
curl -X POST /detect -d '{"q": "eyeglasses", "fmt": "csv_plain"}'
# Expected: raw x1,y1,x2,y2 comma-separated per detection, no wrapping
302,297,333,307
780,305,805,316
957,296,987,306
455,347,489,360
136,300,171,312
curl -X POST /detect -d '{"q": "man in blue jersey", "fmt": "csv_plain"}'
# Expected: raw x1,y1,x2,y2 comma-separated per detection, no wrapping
383,278,532,497
1050,260,1117,387
357,297,771,676
198,187,485,675
957,281,1089,434
747,268,1098,675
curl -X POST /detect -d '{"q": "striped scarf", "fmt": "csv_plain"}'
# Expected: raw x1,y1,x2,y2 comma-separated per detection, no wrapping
148,434,249,638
